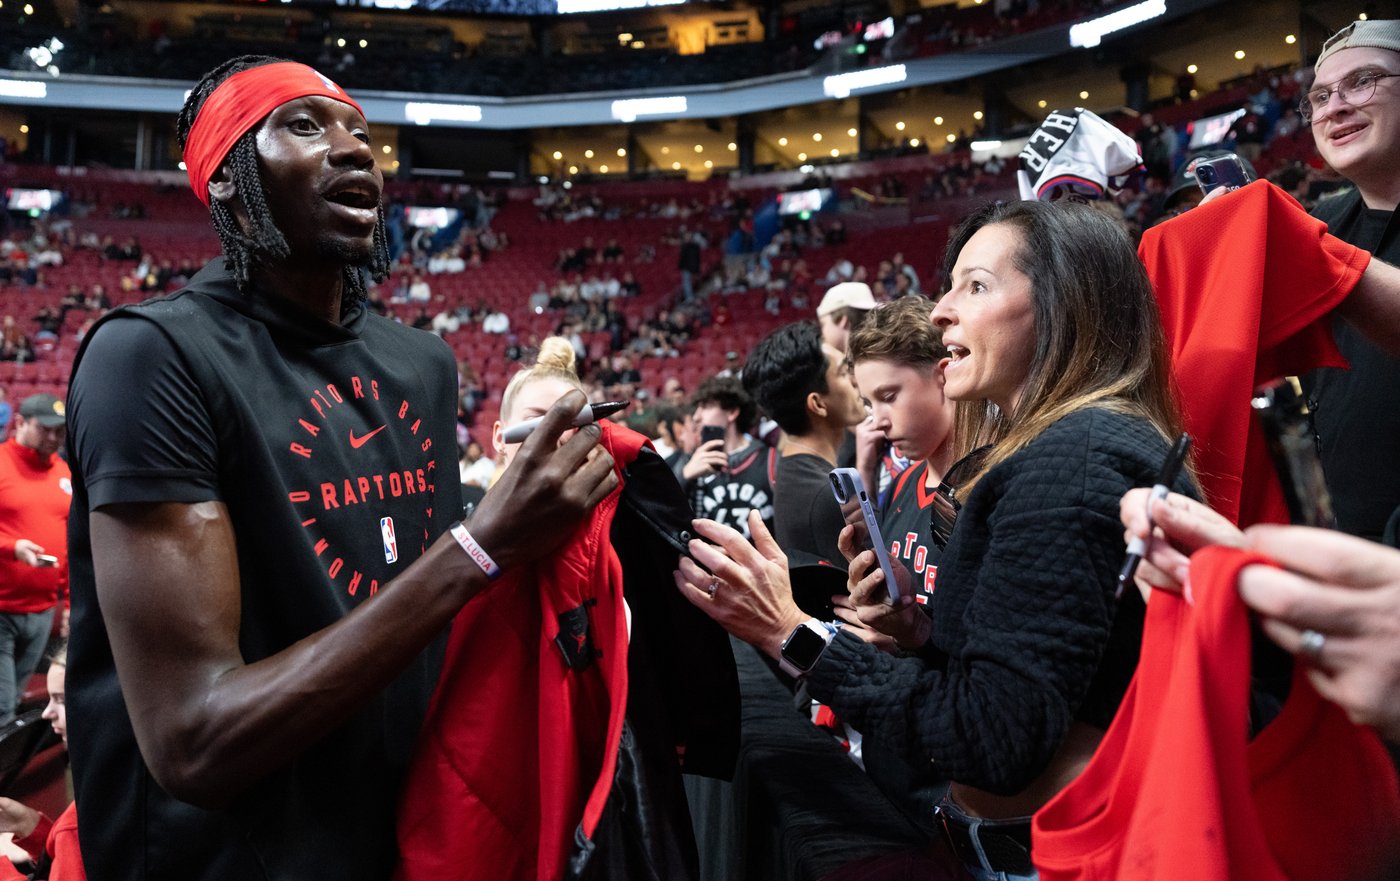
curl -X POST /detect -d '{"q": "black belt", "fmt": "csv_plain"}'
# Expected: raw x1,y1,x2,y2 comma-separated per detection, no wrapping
934,802,1035,877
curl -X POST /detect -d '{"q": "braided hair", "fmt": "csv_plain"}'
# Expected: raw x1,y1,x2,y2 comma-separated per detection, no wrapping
176,55,390,312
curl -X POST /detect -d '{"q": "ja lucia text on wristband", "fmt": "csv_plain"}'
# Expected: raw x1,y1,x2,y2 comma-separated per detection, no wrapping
449,522,501,579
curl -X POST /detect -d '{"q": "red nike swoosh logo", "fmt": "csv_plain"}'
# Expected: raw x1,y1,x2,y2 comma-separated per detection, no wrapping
349,425,387,449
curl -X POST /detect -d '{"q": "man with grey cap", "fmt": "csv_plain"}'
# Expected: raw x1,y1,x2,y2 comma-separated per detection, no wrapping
1302,18,1400,540
0,393,69,721
816,281,878,354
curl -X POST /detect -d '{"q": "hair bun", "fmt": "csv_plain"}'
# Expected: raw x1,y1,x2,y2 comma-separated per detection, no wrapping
535,336,578,375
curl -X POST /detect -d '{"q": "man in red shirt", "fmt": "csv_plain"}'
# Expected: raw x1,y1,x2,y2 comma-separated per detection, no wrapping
0,394,69,722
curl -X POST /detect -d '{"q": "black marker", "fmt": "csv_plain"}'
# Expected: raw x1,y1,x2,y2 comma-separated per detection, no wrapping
1117,433,1191,598
501,400,629,444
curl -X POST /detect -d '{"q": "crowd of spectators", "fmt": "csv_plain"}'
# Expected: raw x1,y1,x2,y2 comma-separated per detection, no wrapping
4,0,1133,100
387,187,508,275
0,221,129,364
0,223,71,288
8,16,1400,881
533,184,728,226
915,155,1007,202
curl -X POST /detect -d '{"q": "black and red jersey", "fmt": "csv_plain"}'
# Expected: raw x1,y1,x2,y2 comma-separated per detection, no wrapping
879,460,941,604
688,441,777,540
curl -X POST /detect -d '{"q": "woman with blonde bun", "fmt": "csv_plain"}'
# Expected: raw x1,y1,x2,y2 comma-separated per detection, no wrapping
492,337,586,470
399,333,739,881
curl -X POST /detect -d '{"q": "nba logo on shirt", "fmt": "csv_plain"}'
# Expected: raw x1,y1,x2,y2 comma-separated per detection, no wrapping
381,517,398,564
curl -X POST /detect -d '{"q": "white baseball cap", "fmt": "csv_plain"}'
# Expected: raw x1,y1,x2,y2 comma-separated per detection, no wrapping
817,282,877,317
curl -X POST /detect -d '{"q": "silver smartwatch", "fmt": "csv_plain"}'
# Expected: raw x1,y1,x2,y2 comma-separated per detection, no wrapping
778,618,839,678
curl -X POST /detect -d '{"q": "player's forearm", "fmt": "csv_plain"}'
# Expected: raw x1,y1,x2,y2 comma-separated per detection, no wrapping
137,534,487,808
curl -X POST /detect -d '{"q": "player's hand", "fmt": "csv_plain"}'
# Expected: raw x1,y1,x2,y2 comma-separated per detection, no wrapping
468,390,617,571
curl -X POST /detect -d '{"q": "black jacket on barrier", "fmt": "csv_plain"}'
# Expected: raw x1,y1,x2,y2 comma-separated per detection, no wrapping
571,443,741,881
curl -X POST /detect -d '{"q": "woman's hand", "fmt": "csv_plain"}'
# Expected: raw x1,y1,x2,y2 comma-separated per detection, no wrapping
673,511,809,660
1239,525,1400,744
1119,488,1245,600
835,525,930,650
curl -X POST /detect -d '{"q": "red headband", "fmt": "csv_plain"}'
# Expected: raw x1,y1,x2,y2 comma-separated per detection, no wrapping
183,62,364,207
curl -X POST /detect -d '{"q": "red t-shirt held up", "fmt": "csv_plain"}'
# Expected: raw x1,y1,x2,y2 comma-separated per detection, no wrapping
1138,181,1370,527
1033,546,1400,880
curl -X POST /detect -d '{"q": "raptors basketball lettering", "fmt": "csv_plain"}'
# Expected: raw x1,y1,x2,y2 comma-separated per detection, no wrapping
689,442,777,539
880,460,940,603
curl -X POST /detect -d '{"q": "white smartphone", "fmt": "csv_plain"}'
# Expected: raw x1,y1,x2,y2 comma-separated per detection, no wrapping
828,468,903,601
35,554,58,567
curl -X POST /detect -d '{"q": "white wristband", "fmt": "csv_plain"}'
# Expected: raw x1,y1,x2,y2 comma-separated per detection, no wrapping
449,522,501,580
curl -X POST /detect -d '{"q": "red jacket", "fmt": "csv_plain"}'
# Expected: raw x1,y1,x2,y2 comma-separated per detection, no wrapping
0,439,70,613
396,422,647,881
47,802,84,881
5,802,85,881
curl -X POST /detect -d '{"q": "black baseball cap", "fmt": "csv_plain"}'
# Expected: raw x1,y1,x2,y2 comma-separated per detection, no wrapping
787,548,849,622
19,394,65,428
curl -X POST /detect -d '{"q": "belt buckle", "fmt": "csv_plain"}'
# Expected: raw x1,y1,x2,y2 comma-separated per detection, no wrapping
935,803,1034,877
933,804,981,870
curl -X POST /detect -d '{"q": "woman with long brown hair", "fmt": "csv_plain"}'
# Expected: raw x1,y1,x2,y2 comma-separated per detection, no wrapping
674,200,1196,880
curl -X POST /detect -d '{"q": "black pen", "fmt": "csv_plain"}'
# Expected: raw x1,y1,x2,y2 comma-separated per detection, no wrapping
1117,433,1191,598
501,400,629,444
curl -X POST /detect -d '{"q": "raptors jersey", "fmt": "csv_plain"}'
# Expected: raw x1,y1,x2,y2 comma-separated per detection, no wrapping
879,460,941,604
689,441,778,540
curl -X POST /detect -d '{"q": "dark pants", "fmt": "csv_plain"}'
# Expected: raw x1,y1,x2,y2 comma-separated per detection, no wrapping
0,608,56,722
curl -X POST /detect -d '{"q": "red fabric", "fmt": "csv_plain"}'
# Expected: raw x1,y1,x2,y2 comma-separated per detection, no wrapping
0,439,70,613
3,804,81,880
395,422,648,881
1138,181,1370,527
1033,546,1400,880
47,803,85,881
183,62,363,206
11,809,54,864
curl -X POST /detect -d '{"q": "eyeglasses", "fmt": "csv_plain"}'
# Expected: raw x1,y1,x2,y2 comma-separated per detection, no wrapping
930,445,992,550
1300,68,1400,123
